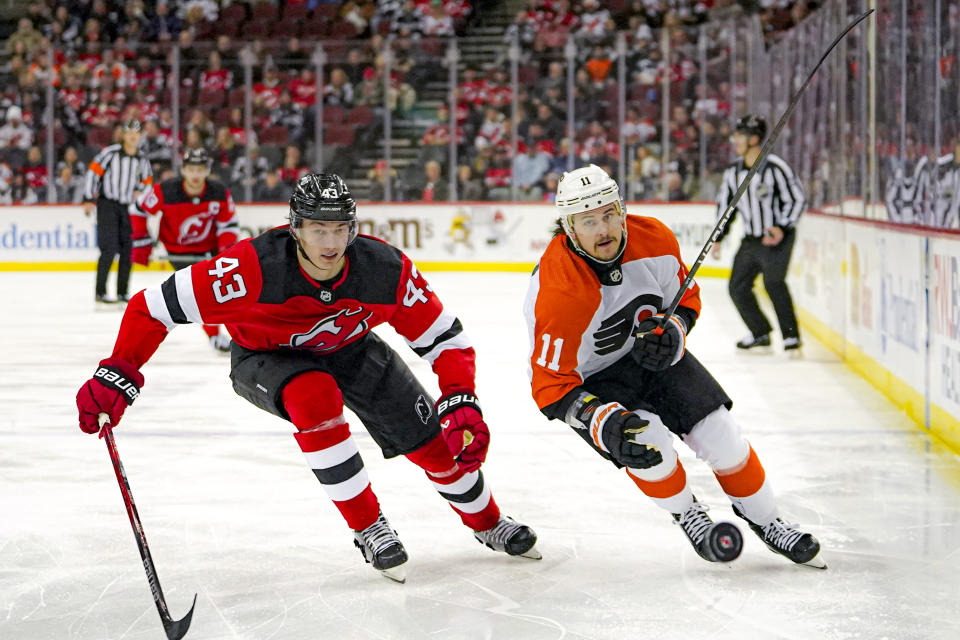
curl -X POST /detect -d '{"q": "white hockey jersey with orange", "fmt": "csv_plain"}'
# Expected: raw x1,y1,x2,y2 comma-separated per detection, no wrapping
524,215,701,413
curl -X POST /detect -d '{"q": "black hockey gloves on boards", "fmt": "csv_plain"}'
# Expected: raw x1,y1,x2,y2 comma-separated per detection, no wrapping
581,398,663,469
633,313,686,371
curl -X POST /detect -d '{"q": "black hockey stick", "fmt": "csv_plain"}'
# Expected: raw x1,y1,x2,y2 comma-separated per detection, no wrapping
98,414,197,640
642,8,874,336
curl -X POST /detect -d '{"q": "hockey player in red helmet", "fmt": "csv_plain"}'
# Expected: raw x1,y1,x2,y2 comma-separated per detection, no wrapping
78,172,540,583
129,147,239,352
524,164,825,568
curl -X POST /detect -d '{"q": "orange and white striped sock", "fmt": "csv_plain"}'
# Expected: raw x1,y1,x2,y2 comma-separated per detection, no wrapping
714,445,777,525
626,461,694,515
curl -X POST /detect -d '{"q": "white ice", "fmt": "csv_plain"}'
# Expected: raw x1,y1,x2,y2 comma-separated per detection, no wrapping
1,271,959,640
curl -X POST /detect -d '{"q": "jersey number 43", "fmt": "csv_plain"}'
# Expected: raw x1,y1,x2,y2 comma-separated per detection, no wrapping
208,256,247,303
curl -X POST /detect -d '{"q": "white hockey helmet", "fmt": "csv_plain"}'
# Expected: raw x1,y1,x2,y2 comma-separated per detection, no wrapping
555,164,626,262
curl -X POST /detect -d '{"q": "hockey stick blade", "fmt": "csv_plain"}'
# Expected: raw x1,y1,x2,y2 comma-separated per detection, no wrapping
98,414,198,640
647,8,874,334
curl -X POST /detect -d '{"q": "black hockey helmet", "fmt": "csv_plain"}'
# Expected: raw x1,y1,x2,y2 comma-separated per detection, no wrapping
182,147,212,168
289,172,358,244
735,114,767,142
122,118,142,132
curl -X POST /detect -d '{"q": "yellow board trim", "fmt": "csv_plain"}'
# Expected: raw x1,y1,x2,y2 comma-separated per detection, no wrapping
0,262,737,276
797,307,960,454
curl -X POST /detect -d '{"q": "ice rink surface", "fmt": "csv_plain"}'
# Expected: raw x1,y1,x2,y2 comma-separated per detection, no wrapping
2,270,959,640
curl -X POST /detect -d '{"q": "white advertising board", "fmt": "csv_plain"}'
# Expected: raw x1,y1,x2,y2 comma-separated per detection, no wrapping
928,237,960,417
0,203,739,272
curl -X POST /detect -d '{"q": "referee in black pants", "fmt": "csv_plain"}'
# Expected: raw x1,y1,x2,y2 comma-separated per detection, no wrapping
82,119,153,306
712,115,806,353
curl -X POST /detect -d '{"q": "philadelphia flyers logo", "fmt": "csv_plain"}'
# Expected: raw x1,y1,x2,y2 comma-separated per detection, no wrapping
284,308,374,352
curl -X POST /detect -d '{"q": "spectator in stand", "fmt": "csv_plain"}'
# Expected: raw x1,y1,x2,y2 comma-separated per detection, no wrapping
422,0,454,36
535,61,565,96
630,144,661,199
278,38,310,74
213,126,243,183
0,168,38,204
200,51,233,91
289,68,318,109
23,145,48,200
57,146,86,179
53,165,84,203
471,136,495,178
130,55,164,93
512,141,551,201
368,159,399,201
232,144,270,194
457,165,484,201
89,0,122,41
416,160,449,202
5,18,44,57
228,107,257,146
254,66,284,110
279,145,309,185
484,145,512,200
584,45,614,82
391,0,423,37
542,172,560,203
252,168,291,202
476,107,507,147
270,91,305,143
92,49,128,88
340,1,373,36
141,119,173,173
324,67,355,108
185,109,215,148
577,0,612,43
0,106,33,151
354,66,384,108
532,103,563,142
342,48,369,86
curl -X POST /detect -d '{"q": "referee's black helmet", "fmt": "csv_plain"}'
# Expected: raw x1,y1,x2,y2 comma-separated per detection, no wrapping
735,114,767,141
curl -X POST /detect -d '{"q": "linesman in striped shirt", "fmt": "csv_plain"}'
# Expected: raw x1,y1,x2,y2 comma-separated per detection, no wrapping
712,115,805,353
82,119,153,306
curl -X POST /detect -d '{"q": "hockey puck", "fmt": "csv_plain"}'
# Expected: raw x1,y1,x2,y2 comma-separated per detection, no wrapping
706,522,743,563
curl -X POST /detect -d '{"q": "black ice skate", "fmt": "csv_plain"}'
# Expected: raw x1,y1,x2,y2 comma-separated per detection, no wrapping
672,498,743,563
733,505,826,569
209,334,232,354
736,333,772,352
783,336,803,358
473,516,542,560
353,511,409,583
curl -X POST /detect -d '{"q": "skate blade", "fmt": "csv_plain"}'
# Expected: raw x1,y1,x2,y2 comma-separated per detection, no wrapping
518,546,542,560
736,346,773,355
379,565,407,583
800,554,827,570
785,349,804,359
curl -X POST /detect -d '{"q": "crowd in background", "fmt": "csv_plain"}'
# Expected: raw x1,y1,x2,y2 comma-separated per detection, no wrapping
0,0,824,205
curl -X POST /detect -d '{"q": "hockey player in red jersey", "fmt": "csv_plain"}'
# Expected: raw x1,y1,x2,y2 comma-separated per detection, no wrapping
77,172,539,582
524,164,825,568
129,148,239,352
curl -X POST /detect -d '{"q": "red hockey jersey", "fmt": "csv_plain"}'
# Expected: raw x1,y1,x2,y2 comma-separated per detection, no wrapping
130,178,238,255
113,229,477,394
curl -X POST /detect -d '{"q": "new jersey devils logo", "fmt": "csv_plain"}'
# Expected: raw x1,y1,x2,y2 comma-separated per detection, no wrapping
285,308,374,352
178,214,214,245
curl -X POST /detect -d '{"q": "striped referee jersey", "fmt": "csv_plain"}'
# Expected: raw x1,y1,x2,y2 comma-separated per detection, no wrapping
716,153,805,239
83,144,153,204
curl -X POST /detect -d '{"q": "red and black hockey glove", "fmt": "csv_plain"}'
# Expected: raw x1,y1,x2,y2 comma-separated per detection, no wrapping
436,392,490,472
76,358,143,434
130,234,153,266
632,313,686,371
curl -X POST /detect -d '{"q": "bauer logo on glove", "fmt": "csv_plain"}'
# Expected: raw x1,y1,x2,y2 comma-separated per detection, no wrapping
435,391,490,472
